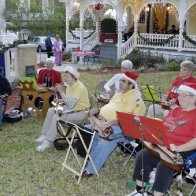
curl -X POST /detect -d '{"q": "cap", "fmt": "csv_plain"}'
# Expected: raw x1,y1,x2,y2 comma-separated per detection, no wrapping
178,82,196,95
64,66,80,79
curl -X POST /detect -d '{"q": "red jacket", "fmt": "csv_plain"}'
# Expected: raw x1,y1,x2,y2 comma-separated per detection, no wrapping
37,69,62,87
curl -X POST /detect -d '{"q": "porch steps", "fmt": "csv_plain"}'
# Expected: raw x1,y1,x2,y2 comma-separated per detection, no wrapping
92,43,117,61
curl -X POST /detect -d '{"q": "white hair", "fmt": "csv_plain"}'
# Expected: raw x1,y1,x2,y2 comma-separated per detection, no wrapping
45,58,54,68
121,60,133,69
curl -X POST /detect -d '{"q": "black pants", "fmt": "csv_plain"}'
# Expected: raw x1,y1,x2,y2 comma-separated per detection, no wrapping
46,47,53,58
133,149,195,193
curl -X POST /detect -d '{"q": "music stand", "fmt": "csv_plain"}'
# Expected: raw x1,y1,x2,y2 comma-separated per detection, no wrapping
117,111,183,171
117,112,172,195
141,85,162,118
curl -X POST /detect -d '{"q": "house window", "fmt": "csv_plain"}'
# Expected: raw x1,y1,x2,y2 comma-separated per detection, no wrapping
30,0,42,13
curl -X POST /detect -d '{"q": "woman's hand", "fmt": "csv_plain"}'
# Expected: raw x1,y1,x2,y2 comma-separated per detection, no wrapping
168,98,177,106
170,144,181,152
54,99,64,105
89,108,99,116
55,84,65,94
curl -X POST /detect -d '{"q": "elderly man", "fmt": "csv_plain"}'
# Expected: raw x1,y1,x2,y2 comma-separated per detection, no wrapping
37,58,62,88
104,60,133,95
147,60,196,118
81,71,146,177
36,66,90,152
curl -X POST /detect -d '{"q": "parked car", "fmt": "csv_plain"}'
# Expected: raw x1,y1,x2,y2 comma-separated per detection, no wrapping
29,36,55,52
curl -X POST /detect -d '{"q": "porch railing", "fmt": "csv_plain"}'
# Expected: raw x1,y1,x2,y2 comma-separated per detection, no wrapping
120,33,196,59
136,33,179,50
182,35,196,51
121,35,134,58
83,31,98,51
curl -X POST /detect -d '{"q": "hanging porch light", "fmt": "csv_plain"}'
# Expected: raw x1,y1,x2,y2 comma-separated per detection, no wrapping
95,1,104,11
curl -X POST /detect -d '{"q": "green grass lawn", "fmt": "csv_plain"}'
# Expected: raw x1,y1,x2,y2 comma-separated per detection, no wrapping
0,71,194,195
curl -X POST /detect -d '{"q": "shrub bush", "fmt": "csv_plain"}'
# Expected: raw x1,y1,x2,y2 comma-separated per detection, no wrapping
63,51,72,61
165,60,180,71
126,49,165,69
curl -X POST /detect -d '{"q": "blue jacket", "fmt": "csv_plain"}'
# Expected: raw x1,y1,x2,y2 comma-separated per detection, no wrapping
45,37,53,48
0,75,12,96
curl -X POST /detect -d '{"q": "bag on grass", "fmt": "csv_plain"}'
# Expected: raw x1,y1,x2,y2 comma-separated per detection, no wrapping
54,138,69,151
3,108,22,123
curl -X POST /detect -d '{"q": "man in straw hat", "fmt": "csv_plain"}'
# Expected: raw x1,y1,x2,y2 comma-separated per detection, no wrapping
79,71,146,177
36,66,90,152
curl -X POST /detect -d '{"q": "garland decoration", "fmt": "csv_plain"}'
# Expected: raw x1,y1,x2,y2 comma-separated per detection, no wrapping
182,31,196,46
0,40,27,53
69,30,95,40
138,32,176,45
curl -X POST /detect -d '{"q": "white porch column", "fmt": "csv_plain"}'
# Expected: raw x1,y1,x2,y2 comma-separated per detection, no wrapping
178,0,186,51
79,6,84,63
117,24,123,60
178,20,184,51
96,20,100,44
133,18,139,48
115,1,123,60
65,6,70,52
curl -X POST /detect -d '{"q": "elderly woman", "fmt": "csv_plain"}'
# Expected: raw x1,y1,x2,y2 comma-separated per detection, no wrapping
36,66,90,152
104,60,133,95
54,34,63,66
37,58,62,88
130,82,196,196
147,60,196,118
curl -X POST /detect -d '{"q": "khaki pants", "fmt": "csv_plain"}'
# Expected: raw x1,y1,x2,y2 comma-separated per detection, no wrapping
41,107,87,142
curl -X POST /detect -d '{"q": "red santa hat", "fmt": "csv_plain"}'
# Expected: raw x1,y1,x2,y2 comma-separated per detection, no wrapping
121,71,139,87
178,82,196,95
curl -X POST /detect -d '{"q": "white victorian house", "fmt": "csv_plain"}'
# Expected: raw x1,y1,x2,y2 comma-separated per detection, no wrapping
61,0,196,60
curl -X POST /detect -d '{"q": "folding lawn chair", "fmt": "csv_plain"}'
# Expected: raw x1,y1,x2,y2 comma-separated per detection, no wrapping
58,121,99,183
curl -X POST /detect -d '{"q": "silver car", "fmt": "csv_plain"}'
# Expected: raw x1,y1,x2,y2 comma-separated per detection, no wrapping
29,36,55,52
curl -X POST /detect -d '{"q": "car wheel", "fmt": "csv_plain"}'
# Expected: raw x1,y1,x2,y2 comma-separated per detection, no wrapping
37,46,42,52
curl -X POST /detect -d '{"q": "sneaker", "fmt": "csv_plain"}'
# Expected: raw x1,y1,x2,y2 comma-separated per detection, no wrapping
0,125,2,131
36,140,52,152
126,190,148,196
35,135,46,143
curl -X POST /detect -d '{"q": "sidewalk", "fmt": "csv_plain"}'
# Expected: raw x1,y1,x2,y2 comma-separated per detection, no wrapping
36,52,95,73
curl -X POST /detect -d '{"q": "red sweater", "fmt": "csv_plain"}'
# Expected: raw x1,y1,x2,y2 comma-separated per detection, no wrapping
37,69,62,87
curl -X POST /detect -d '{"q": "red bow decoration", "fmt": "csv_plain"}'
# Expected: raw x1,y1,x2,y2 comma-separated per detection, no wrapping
95,3,104,10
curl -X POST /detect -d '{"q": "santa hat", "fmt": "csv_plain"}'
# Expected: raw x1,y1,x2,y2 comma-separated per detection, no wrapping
64,66,80,79
178,82,196,95
121,71,139,88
